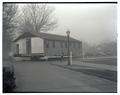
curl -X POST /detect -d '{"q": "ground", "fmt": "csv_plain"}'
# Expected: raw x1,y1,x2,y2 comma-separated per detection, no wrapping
3,57,117,93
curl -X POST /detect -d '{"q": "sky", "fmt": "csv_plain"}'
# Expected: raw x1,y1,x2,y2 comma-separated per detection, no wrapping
18,3,117,45
47,4,117,45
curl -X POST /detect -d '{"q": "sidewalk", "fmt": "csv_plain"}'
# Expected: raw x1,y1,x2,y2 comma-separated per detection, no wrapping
50,60,117,82
50,60,117,71
73,61,117,71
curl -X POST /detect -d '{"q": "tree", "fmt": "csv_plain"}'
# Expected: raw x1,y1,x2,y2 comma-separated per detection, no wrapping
98,41,117,56
18,4,57,33
3,3,18,60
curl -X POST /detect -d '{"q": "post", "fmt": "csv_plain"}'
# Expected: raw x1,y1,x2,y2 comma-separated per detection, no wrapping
70,51,72,65
66,30,71,66
82,50,85,63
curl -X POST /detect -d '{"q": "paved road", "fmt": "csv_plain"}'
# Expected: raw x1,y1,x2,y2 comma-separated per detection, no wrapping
13,61,117,93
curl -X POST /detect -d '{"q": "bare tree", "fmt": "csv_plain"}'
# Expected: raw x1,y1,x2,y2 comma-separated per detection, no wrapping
3,3,18,59
18,4,57,33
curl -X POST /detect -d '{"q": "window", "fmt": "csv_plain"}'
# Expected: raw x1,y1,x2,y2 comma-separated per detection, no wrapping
63,42,65,48
69,42,71,47
65,42,67,48
47,43,49,48
61,42,63,48
46,41,49,48
74,43,76,48
78,43,81,48
26,38,31,55
53,41,55,48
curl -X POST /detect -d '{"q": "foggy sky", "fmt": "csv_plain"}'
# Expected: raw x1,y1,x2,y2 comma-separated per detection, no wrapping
18,4,117,45
48,4,117,45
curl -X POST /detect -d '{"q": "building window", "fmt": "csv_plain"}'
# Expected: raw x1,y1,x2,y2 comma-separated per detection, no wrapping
53,40,55,48
61,41,63,48
26,38,31,55
78,43,81,48
46,41,49,48
74,43,76,48
63,42,65,48
47,44,49,48
69,42,71,47
65,42,67,48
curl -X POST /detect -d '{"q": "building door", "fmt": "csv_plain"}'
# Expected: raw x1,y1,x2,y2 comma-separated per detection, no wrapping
26,38,31,55
16,44,19,54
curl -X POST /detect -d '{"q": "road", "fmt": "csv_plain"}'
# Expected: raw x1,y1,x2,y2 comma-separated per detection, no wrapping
13,59,117,93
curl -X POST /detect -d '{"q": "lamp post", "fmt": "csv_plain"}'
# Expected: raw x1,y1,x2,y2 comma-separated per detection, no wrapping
66,30,71,65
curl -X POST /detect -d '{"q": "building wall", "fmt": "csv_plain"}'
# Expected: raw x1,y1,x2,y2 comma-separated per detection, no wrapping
15,38,27,55
44,40,67,56
44,39,82,57
14,37,82,57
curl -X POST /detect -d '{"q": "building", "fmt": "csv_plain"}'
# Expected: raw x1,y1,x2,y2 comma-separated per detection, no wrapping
13,31,82,59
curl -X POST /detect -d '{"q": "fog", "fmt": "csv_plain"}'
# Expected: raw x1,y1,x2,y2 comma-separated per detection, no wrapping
18,4,117,45
48,4,117,45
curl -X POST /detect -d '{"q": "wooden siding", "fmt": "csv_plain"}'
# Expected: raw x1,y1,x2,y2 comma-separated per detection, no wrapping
44,39,82,57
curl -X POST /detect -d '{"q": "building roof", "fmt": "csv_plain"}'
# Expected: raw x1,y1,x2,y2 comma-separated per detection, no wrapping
13,31,81,42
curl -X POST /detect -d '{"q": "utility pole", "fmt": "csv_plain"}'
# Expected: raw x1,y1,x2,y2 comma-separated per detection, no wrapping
66,30,71,65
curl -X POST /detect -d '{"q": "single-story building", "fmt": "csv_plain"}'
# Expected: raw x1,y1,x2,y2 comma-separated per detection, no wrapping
13,31,82,60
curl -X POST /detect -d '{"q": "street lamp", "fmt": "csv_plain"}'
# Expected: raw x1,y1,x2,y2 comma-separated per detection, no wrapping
66,30,71,65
